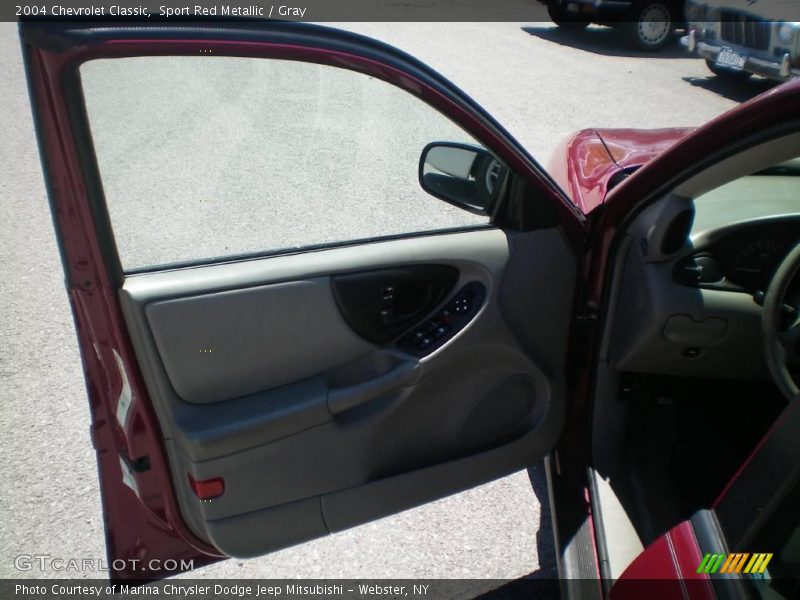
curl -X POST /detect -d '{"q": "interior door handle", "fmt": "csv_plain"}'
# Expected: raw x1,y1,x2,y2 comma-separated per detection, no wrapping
328,361,421,415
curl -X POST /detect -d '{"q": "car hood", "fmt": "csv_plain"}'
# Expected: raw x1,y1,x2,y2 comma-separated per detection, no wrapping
548,127,693,214
709,0,799,21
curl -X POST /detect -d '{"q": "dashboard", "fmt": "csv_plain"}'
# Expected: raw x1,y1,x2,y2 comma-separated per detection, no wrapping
674,218,800,293
607,171,799,382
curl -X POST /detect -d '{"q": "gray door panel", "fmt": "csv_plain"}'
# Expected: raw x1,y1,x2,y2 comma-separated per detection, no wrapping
120,228,576,558
205,497,327,560
146,278,373,403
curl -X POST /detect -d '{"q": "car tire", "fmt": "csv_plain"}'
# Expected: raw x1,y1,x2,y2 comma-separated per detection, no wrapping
705,59,752,80
547,4,590,29
624,1,675,51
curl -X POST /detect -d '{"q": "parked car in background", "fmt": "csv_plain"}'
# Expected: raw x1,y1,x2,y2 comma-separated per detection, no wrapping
539,0,685,51
683,0,800,80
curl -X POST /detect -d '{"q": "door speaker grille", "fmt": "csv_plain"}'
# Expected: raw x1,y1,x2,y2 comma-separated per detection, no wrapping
456,375,538,448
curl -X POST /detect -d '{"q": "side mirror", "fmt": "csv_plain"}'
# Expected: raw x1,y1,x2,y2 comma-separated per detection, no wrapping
419,142,508,215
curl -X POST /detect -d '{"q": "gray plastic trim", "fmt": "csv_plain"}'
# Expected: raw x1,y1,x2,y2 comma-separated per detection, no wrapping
118,227,576,557
146,278,373,404
120,229,513,456
122,229,511,302
205,496,327,559
322,398,564,532
605,185,800,379
609,239,768,379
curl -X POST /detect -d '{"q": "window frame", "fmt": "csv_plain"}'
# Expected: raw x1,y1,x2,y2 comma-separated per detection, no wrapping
56,28,580,283
78,54,507,273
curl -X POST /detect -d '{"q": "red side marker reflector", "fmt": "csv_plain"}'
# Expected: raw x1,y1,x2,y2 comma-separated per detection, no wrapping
187,473,225,500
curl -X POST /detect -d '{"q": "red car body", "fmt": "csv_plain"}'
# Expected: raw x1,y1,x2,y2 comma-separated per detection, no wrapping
17,18,800,595
548,127,693,214
610,521,716,600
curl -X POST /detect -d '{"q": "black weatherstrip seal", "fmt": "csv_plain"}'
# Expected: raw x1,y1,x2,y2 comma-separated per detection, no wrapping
690,509,750,600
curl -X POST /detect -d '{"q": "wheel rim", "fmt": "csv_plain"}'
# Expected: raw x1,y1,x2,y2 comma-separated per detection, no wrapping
637,4,671,45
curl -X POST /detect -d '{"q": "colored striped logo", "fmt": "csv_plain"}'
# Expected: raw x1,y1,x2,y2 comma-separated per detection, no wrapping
696,553,773,574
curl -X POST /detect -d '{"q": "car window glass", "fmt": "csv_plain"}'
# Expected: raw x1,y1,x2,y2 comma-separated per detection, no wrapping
80,57,490,271
692,157,800,232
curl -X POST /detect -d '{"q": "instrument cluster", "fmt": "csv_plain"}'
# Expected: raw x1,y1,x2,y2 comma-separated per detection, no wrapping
674,219,800,292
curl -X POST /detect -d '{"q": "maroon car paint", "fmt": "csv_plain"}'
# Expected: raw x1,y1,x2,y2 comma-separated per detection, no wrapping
610,521,715,600
548,129,615,214
548,127,693,214
598,127,695,171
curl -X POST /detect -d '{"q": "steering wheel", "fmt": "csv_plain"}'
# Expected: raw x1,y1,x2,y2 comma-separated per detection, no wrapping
762,242,800,400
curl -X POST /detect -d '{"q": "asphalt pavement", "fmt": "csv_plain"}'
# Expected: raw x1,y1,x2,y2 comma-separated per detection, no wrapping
0,21,775,581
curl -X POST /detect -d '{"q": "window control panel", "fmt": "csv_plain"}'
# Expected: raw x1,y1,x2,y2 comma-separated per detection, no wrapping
379,285,396,325
397,282,486,357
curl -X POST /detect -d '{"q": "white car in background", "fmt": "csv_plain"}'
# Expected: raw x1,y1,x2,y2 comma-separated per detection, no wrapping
683,0,800,80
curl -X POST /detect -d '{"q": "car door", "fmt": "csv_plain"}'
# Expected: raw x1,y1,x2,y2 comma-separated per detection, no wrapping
20,20,586,580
